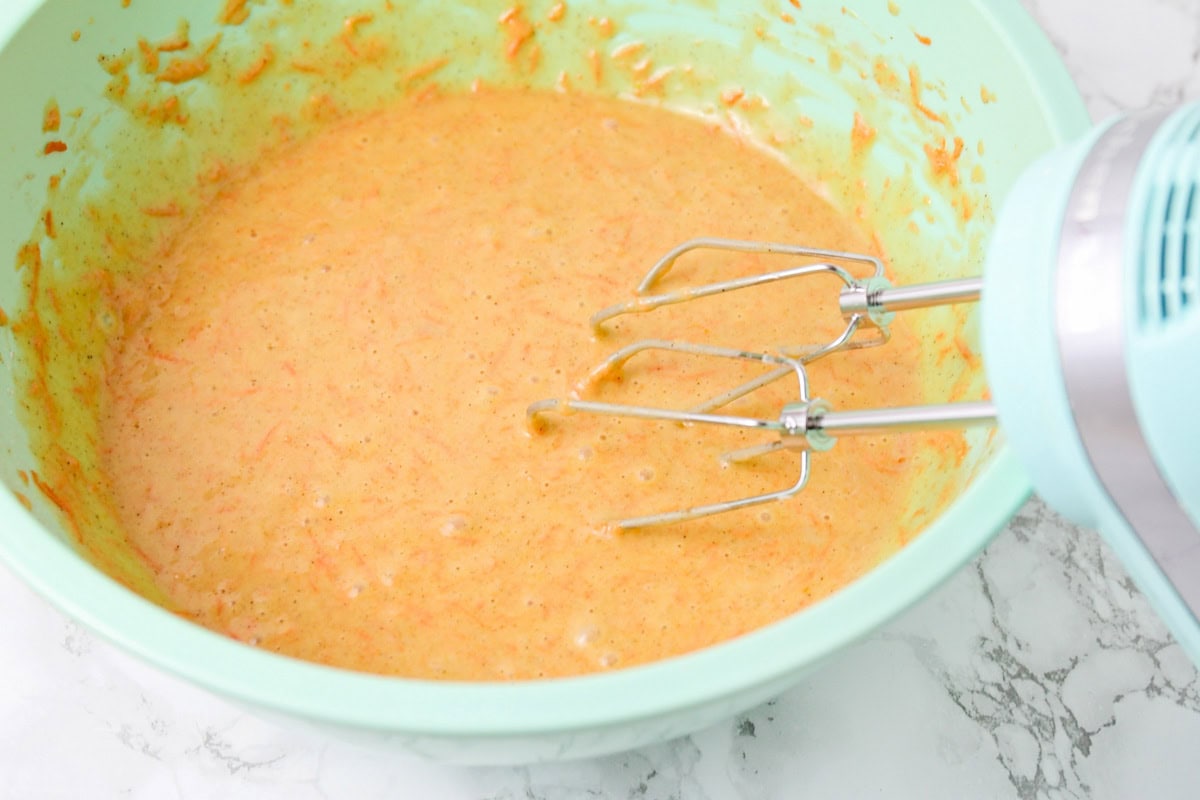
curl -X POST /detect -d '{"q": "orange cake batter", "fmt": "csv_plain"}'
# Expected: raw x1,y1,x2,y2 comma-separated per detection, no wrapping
99,89,932,680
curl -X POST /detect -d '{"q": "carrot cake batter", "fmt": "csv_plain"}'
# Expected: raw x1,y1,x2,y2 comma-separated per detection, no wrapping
99,89,930,680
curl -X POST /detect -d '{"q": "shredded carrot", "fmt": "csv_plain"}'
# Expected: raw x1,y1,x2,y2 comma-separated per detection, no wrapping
29,471,69,515
131,542,164,574
137,37,159,73
18,240,41,272
547,1,567,21
908,65,944,124
303,92,340,122
589,16,615,37
290,60,323,75
959,193,975,221
202,160,228,184
105,73,131,101
237,43,274,84
720,87,744,106
587,48,603,85
953,332,981,369
157,55,210,84
142,202,182,217
44,285,63,316
42,102,61,133
403,56,449,85
635,66,673,97
137,95,187,126
43,210,55,238
500,6,535,61
411,83,440,105
244,421,283,462
318,431,344,455
156,23,191,52
914,30,931,46
98,52,130,76
44,140,67,154
218,0,251,25
340,13,374,55
144,341,186,364
923,136,964,186
851,111,876,153
610,41,644,61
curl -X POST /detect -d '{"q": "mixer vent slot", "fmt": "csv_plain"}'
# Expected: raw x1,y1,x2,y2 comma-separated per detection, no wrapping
1156,180,1196,320
1183,182,1196,311
1143,113,1200,328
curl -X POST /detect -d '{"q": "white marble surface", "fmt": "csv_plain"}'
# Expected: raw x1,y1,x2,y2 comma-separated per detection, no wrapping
3,0,1200,797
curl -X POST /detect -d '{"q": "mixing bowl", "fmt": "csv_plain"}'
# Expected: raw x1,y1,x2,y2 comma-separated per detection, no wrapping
0,0,1087,764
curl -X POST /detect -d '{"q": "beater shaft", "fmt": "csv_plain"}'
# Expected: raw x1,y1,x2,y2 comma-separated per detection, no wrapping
840,276,983,319
529,396,997,454
810,401,996,436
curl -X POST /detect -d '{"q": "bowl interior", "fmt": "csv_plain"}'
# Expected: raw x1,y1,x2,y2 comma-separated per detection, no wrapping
0,0,1086,762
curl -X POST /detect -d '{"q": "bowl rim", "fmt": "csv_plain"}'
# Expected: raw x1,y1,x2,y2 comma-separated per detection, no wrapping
0,0,1088,739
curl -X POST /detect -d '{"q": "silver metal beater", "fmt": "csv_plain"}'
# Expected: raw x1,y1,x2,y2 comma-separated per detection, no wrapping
527,238,996,529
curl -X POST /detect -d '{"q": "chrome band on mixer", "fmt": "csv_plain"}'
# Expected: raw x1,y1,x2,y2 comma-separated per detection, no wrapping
1054,109,1200,614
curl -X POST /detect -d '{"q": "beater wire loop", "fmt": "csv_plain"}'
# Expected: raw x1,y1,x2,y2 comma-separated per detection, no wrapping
527,239,993,529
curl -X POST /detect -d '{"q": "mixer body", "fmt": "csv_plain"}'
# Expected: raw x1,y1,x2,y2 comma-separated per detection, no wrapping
983,103,1200,660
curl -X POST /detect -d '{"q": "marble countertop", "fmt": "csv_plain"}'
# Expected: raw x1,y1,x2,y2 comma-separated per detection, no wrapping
3,0,1200,797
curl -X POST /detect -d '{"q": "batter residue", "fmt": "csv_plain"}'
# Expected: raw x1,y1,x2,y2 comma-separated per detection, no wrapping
101,89,930,680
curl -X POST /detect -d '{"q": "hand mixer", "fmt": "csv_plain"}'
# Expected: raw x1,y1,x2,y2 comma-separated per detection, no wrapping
529,102,1200,662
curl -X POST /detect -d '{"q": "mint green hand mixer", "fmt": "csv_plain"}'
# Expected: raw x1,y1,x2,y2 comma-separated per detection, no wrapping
531,103,1200,663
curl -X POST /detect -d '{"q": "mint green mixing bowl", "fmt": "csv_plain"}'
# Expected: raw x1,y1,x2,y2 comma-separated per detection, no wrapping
0,0,1086,764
